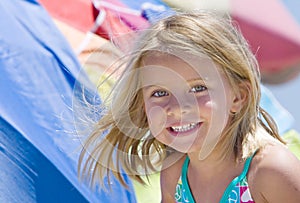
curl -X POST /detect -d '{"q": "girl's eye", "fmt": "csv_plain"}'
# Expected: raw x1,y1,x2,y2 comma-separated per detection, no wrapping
152,90,169,97
190,85,207,93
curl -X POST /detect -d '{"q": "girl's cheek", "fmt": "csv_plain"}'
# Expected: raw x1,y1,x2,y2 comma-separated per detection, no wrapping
202,100,225,117
203,100,231,130
146,105,167,136
197,96,213,112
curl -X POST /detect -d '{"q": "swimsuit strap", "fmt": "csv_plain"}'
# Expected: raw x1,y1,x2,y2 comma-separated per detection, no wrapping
181,156,194,202
220,151,257,203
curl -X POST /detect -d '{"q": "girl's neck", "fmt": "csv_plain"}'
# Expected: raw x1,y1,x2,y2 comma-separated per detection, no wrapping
187,149,241,179
186,149,245,203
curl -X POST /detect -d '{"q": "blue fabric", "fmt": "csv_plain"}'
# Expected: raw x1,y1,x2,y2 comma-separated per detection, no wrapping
0,0,136,202
0,117,88,203
120,0,169,11
120,0,174,23
281,0,300,24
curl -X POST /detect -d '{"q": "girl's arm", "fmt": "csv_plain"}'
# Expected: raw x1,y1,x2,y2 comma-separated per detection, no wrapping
160,153,186,203
252,144,300,202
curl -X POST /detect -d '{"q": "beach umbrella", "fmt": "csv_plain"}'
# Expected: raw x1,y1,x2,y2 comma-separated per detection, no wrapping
0,0,136,202
163,0,300,84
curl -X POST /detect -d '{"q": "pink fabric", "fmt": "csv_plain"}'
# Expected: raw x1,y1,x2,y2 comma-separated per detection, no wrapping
39,0,94,32
231,0,300,72
94,0,149,31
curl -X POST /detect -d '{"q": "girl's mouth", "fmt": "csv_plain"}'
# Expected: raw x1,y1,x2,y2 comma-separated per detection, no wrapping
168,122,201,135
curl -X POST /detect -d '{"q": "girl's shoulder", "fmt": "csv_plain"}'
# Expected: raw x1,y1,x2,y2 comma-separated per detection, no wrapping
248,143,300,202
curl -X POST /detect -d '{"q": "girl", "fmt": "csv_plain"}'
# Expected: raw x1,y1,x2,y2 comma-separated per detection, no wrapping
79,11,300,202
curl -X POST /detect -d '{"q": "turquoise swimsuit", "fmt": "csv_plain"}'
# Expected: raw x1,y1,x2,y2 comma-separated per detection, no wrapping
175,154,256,203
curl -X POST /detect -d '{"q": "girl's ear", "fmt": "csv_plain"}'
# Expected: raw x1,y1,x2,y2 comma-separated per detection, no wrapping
230,82,250,114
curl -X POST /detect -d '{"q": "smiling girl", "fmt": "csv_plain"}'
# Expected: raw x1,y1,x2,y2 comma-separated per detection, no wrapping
79,11,300,203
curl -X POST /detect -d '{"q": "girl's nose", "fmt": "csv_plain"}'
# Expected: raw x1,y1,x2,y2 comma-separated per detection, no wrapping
166,94,198,117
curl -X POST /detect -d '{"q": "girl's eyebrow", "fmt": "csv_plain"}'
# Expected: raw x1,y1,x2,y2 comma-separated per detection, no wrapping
143,85,161,90
143,79,205,89
187,78,205,83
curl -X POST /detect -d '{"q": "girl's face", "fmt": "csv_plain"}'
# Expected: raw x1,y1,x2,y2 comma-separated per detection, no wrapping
141,53,241,155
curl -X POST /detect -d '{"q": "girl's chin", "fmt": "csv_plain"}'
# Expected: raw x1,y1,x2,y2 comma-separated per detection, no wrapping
166,136,204,154
168,145,200,154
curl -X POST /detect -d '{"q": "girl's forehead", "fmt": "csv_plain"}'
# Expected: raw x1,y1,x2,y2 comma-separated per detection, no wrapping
140,52,225,85
142,52,220,70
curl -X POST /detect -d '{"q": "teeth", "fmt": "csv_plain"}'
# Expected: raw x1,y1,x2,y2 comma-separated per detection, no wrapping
171,123,198,132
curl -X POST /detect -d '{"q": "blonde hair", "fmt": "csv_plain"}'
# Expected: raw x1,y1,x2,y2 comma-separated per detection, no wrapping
78,10,285,188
